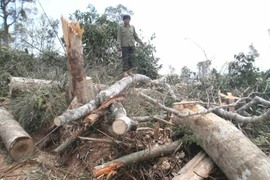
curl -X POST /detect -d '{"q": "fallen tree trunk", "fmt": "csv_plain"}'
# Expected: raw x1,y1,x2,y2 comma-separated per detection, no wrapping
9,76,60,96
172,104,270,180
138,93,270,180
0,107,34,161
55,94,125,153
92,140,182,178
172,151,215,180
9,76,104,97
54,74,157,126
110,102,138,135
54,100,97,126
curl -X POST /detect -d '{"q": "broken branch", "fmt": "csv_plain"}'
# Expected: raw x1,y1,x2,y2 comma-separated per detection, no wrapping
237,96,270,115
92,140,182,178
215,108,270,123
138,92,235,118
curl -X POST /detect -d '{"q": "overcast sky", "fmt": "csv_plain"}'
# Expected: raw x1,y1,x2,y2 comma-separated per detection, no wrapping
39,0,270,74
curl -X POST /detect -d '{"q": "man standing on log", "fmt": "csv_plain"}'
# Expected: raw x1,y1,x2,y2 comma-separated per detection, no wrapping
117,15,145,77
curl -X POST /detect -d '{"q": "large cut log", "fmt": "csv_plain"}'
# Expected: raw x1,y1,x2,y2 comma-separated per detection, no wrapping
61,16,93,104
92,140,182,178
0,107,34,161
171,103,270,180
9,76,98,100
9,76,60,96
109,102,138,135
138,93,270,180
172,151,215,180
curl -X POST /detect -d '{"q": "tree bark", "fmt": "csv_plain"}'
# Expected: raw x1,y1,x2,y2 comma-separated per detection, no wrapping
109,102,138,135
55,94,126,153
61,16,93,104
54,74,155,126
9,76,100,98
171,103,270,180
54,100,97,126
172,151,215,180
92,140,182,178
9,76,60,96
0,107,34,161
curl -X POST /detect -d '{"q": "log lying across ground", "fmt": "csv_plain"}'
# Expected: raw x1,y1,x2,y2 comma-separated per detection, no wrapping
172,104,270,180
172,151,215,180
0,107,34,161
9,76,60,96
9,76,105,98
138,93,270,180
92,140,182,178
54,74,162,126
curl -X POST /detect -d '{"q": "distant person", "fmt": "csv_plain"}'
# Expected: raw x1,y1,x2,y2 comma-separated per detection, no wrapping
117,15,145,76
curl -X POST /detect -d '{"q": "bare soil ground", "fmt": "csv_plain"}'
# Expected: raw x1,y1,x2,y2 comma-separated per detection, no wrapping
0,120,229,180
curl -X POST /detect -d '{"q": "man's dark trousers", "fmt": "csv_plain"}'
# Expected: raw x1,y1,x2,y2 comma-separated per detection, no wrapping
122,46,135,72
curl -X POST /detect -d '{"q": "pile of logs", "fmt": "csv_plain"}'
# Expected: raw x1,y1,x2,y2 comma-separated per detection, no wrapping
1,16,270,180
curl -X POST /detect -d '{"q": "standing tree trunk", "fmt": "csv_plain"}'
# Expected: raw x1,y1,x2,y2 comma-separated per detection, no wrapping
61,16,93,104
0,107,34,161
172,103,270,180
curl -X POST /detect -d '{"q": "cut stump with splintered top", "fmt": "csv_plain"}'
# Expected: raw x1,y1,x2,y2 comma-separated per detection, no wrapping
0,107,34,161
61,16,93,104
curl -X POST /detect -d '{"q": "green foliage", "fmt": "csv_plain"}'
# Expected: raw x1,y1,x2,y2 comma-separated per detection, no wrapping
69,4,161,79
228,44,260,89
104,4,134,23
253,135,269,146
228,53,259,87
197,60,211,81
134,34,162,79
0,47,35,77
180,66,195,83
0,71,11,97
0,47,67,96
10,88,67,132
13,13,59,53
0,0,36,46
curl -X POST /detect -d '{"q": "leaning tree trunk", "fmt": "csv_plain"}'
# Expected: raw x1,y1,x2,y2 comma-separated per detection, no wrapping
61,16,93,104
0,107,34,161
172,103,270,180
